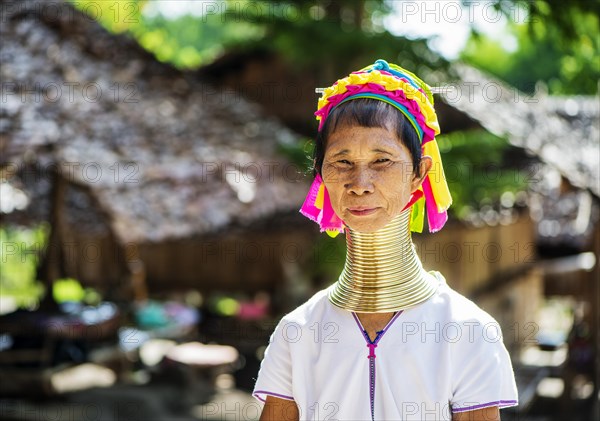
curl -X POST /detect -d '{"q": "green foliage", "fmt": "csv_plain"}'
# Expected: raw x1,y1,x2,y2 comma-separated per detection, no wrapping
277,138,314,174
52,278,102,305
511,0,600,41
70,0,597,84
70,0,145,33
0,224,48,310
52,278,85,303
71,0,264,68
70,0,446,74
134,12,265,68
462,12,599,95
310,231,346,287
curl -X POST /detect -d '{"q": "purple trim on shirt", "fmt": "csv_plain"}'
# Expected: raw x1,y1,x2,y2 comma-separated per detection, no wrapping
351,311,403,421
452,400,519,412
253,390,295,403
351,311,403,344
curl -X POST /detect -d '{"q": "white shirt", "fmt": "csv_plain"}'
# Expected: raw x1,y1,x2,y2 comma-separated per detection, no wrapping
253,272,518,421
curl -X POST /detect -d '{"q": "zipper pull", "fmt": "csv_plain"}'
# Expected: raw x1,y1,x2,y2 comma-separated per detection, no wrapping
367,343,377,359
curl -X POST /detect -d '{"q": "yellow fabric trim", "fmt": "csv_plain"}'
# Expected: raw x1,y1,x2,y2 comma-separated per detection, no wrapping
386,63,435,105
326,229,340,238
410,193,425,233
315,182,325,210
423,141,453,212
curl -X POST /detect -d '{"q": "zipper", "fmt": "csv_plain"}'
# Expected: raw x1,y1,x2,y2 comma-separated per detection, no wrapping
351,312,402,421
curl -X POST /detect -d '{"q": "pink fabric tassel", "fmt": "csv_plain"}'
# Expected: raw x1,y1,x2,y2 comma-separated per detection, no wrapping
422,176,448,232
299,174,324,223
299,175,345,233
320,186,344,232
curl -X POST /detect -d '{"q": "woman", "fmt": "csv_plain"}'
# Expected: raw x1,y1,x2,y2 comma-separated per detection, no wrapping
253,60,518,421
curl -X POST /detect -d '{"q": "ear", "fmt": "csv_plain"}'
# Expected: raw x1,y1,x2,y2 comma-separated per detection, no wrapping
410,155,432,193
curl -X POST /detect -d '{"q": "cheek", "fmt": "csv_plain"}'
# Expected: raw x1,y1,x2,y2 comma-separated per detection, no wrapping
321,165,338,183
322,170,347,216
321,165,339,187
324,179,343,205
322,165,346,197
379,168,414,203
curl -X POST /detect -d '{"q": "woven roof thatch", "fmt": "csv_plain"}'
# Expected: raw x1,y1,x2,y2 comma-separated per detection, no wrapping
444,65,599,197
1,0,306,244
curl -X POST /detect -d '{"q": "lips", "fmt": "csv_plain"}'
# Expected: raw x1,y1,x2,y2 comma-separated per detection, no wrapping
347,207,379,216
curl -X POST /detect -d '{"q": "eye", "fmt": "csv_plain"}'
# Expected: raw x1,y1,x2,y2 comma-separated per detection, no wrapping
337,159,352,165
375,158,390,163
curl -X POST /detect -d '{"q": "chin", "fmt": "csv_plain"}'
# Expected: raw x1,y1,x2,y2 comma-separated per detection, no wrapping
343,215,391,233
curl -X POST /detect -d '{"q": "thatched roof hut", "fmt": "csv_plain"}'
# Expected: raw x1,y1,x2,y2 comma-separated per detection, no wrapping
444,65,599,197
1,0,313,301
442,65,600,250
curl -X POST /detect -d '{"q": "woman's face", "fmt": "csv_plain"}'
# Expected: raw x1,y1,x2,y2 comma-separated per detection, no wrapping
321,124,431,233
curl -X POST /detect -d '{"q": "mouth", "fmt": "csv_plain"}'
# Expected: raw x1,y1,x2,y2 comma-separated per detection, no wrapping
347,207,379,216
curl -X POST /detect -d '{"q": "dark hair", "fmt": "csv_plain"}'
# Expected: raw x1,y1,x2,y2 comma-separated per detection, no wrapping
313,98,422,177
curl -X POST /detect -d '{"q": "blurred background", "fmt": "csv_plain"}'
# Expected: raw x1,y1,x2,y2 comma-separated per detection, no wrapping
1,0,598,420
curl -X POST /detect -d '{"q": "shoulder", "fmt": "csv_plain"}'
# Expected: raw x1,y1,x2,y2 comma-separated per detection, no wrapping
277,287,335,328
425,272,501,336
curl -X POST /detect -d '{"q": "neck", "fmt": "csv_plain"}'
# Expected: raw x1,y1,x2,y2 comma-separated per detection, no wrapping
328,208,438,312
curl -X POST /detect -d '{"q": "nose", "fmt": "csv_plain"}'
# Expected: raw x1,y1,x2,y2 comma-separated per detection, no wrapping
344,167,374,196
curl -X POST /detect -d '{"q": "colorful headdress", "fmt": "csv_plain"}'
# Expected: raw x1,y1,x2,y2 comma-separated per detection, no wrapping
300,59,452,236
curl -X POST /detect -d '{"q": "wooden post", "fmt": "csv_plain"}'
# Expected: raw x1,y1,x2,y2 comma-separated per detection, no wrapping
37,169,66,311
124,242,148,303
